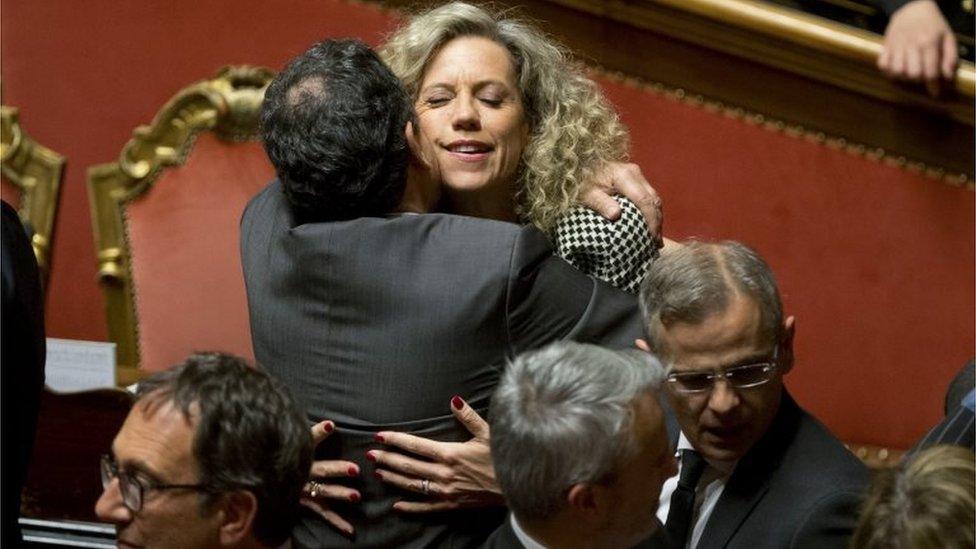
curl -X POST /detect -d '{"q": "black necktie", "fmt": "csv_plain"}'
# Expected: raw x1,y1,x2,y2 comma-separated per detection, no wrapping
664,449,708,549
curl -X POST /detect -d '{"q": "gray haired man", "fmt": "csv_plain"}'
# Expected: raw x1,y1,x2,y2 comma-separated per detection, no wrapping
636,241,868,549
483,342,675,549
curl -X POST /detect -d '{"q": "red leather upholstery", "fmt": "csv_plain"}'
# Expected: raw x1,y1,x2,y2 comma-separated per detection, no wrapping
125,133,274,373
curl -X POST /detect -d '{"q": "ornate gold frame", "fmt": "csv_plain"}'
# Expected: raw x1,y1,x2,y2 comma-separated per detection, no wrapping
1,106,66,281
87,66,274,386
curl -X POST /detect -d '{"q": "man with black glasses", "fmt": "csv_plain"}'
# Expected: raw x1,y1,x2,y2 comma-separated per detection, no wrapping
636,241,869,549
95,353,311,549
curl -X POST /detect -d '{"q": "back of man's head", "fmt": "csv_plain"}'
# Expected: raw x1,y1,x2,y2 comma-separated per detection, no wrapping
851,445,975,549
639,240,783,360
261,38,412,221
137,353,312,547
490,342,665,522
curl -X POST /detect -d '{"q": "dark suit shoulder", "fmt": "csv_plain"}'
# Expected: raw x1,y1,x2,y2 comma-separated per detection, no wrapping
781,404,870,487
480,518,526,549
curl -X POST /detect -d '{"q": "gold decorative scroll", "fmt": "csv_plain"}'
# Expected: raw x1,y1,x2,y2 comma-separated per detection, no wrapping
1,106,66,281
86,66,274,386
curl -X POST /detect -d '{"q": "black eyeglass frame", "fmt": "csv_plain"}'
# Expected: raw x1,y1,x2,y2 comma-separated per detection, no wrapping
100,454,210,513
665,347,781,394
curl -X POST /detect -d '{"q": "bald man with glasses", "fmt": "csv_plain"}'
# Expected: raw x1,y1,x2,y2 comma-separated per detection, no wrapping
635,241,869,549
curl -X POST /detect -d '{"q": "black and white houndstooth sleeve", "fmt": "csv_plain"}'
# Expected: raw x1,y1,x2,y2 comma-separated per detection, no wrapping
551,195,655,294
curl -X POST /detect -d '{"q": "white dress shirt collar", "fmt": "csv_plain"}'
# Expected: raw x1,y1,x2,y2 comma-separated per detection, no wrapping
510,514,548,549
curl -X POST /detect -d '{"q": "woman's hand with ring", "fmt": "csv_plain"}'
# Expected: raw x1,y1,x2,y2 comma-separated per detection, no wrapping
301,420,362,536
366,396,504,512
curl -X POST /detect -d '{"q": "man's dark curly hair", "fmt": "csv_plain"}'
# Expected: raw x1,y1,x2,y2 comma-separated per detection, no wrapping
137,353,312,547
261,38,412,221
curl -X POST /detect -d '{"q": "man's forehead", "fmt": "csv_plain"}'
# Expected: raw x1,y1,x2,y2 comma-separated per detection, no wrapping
658,295,769,364
114,399,198,477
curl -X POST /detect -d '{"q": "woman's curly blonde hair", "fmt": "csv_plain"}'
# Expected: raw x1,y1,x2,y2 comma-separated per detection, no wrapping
380,2,629,231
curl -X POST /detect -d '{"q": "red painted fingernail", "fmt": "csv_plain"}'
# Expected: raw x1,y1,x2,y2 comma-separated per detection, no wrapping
451,395,463,410
374,433,385,443
373,471,383,480
349,492,360,503
365,451,376,462
323,422,334,433
348,465,359,476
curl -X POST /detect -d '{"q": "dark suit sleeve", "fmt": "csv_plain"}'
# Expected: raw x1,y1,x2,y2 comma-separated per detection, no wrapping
789,490,864,549
505,225,642,355
1,200,45,545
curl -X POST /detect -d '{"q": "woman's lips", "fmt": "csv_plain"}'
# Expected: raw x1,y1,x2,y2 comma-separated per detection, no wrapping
443,141,492,163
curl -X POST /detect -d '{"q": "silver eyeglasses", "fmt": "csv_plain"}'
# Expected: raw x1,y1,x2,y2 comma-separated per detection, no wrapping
666,348,779,394
100,454,210,512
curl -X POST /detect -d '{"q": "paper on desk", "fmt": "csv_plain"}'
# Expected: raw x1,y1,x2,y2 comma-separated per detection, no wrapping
45,338,116,392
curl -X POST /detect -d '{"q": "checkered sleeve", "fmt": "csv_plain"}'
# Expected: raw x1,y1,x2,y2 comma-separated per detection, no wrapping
551,195,655,294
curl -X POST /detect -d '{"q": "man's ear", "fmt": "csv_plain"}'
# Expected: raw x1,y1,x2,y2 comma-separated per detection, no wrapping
218,490,258,546
780,316,796,375
567,483,597,513
404,121,428,168
567,482,614,525
636,339,651,353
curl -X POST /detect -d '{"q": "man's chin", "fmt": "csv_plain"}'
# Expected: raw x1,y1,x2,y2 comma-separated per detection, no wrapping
697,433,751,462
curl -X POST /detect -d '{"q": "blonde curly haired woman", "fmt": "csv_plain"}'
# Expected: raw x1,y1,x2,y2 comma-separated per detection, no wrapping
385,1,665,293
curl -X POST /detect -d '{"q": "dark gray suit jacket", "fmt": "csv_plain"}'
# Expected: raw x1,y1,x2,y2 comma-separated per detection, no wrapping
642,392,869,549
241,181,642,548
479,518,524,549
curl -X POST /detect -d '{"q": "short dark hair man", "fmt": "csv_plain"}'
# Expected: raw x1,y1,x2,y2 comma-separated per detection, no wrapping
636,241,869,549
95,353,312,548
241,39,640,546
486,342,674,549
260,38,414,222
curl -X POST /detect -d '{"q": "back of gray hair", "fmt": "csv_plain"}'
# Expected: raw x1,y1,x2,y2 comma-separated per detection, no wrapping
639,241,783,361
489,342,664,521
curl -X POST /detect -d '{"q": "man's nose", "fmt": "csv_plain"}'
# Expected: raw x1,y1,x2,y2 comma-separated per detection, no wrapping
707,379,740,415
451,97,481,131
94,478,132,524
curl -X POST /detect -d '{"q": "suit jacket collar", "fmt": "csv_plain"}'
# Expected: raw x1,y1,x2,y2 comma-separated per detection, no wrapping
695,390,802,548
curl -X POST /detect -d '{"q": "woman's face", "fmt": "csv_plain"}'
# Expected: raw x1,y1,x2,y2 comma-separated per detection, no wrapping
412,36,530,200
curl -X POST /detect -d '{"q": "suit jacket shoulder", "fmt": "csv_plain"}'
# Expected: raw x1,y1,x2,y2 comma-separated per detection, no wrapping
699,392,869,549
480,518,526,549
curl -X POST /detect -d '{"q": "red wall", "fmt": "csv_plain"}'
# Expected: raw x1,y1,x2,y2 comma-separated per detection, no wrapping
2,0,972,449
0,0,402,342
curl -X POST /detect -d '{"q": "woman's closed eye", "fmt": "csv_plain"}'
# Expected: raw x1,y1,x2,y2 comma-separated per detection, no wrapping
478,96,503,107
424,95,452,107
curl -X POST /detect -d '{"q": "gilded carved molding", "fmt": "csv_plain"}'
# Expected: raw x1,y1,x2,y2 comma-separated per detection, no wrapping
0,106,66,282
87,66,274,385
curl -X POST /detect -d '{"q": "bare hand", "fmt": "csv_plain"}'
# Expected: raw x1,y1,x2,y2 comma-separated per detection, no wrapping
301,421,361,536
367,396,504,513
579,162,663,247
878,0,957,96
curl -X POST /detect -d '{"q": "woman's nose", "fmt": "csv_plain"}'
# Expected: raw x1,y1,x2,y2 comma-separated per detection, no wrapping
451,97,481,131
